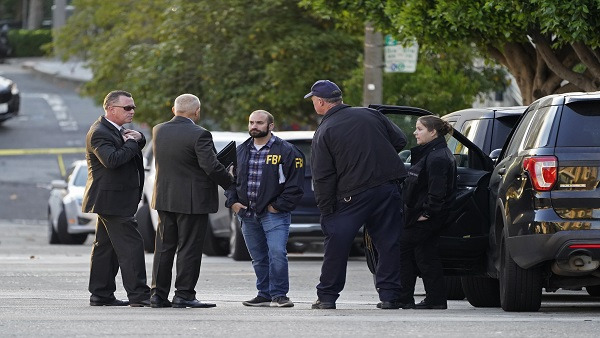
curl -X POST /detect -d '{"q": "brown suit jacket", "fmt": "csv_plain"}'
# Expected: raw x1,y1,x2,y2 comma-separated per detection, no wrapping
151,116,232,214
82,116,146,216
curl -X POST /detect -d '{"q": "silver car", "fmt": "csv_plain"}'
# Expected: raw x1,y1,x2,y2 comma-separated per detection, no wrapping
47,160,96,244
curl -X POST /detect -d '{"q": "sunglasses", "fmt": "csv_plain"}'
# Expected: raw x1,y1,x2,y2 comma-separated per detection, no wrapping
112,105,136,111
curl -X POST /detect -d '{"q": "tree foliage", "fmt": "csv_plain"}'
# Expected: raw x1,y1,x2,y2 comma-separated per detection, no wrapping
54,0,362,129
301,0,600,104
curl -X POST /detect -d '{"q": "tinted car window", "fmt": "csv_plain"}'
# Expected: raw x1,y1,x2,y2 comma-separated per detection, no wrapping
460,119,481,143
523,106,556,150
504,105,538,156
491,117,519,151
557,102,600,147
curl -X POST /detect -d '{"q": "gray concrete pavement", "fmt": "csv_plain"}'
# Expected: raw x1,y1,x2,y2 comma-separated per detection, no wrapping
4,57,92,84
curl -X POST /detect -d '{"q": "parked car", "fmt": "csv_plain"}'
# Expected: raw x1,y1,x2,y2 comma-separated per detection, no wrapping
441,106,526,156
0,75,20,124
47,160,96,244
486,92,600,311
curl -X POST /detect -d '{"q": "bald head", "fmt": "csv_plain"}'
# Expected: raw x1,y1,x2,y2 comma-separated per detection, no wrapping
173,94,201,121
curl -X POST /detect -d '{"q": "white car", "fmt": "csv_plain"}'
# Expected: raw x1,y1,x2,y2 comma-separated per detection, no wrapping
47,160,96,244
135,131,249,254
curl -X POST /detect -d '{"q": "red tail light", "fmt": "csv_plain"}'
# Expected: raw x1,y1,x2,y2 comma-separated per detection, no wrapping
569,244,600,249
522,156,557,191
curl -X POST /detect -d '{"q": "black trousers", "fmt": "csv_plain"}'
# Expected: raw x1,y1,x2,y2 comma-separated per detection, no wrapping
89,214,150,302
317,181,404,303
398,218,446,305
151,211,208,300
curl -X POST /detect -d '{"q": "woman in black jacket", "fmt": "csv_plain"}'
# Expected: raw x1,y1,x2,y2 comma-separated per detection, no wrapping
398,115,456,310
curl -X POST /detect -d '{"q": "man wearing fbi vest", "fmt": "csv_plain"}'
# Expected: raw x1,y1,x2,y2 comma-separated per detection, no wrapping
225,110,305,308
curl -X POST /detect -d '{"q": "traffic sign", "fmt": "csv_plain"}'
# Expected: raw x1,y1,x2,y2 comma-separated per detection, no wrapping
384,35,418,73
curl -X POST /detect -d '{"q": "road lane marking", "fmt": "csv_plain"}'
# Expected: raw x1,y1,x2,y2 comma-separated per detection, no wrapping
0,147,86,176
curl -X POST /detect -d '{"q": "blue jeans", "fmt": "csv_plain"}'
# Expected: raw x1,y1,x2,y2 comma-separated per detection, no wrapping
238,211,291,299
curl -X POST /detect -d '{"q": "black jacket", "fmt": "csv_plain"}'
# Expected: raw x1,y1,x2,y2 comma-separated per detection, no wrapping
82,116,146,216
403,136,457,227
311,104,408,215
225,135,305,214
152,116,233,214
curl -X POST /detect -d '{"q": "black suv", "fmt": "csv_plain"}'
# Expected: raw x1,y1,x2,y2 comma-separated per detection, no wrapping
365,98,600,312
487,92,600,311
441,106,526,155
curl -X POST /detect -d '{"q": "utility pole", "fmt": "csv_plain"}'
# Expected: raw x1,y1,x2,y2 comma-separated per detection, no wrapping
362,22,383,106
53,0,67,29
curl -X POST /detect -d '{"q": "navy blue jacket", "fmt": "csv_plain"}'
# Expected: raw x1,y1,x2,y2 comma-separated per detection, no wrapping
225,135,305,214
311,104,408,215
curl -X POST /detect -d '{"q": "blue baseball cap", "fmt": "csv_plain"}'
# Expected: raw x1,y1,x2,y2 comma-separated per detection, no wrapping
304,80,342,99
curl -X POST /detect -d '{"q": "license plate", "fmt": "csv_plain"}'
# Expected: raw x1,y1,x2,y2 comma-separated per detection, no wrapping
0,103,7,113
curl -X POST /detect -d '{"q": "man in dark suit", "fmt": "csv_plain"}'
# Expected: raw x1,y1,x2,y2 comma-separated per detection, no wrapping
150,93,233,308
82,90,151,307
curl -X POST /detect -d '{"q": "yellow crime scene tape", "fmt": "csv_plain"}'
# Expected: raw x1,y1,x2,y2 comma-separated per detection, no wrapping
0,147,86,177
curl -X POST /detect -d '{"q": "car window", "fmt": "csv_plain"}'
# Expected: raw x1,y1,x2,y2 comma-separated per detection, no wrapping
523,106,556,150
490,117,519,151
460,119,480,143
73,165,88,187
557,102,600,147
504,104,538,156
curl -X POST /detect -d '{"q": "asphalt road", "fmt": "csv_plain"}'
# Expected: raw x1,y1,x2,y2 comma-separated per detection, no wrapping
2,220,600,337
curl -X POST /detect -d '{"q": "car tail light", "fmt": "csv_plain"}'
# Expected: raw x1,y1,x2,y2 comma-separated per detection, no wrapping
522,156,557,191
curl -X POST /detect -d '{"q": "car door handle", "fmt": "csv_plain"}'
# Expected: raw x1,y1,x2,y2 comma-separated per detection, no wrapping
497,168,506,176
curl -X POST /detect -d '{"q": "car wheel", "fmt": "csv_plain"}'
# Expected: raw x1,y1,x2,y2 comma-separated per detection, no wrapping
499,240,542,312
229,214,251,261
56,208,88,245
135,204,155,253
585,285,600,296
364,229,378,275
48,208,60,244
461,276,500,307
203,220,229,256
445,276,465,300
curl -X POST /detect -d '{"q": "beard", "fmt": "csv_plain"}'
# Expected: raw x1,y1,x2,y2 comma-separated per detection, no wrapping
249,129,269,138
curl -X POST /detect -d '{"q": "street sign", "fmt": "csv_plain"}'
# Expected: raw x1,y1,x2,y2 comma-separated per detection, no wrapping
384,35,418,73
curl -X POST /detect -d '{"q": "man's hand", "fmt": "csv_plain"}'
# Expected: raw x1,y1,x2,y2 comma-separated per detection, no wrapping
232,202,247,215
267,204,279,213
122,129,142,141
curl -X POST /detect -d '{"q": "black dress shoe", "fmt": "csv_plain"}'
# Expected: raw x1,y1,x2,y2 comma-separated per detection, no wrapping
414,300,447,310
377,300,416,309
150,295,172,308
90,296,129,307
311,299,336,309
129,299,152,307
172,296,216,308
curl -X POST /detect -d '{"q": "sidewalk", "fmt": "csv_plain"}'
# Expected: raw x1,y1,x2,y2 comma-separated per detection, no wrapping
9,56,92,83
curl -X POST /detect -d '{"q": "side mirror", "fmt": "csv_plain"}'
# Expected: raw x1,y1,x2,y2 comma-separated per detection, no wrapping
489,148,502,164
51,180,68,189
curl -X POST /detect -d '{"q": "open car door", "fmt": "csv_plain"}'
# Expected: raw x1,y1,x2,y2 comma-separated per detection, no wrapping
364,105,494,278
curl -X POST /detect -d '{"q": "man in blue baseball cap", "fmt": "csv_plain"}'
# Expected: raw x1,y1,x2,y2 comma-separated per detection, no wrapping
303,80,343,99
306,79,408,310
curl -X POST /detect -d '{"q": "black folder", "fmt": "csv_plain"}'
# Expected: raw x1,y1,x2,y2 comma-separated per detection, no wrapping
217,141,237,168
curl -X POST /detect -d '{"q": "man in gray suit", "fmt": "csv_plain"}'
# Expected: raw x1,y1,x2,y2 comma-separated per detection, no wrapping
82,90,151,307
150,93,233,308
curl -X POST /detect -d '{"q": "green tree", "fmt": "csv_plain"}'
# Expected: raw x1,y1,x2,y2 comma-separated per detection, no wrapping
54,0,362,129
301,0,600,105
341,44,507,115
